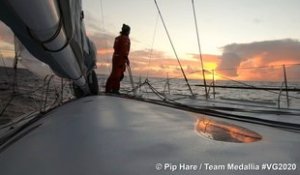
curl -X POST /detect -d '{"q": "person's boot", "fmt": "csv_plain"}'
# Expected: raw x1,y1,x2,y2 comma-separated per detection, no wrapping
112,89,120,95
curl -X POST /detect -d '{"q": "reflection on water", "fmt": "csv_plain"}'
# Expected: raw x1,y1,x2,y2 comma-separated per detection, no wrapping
195,117,262,143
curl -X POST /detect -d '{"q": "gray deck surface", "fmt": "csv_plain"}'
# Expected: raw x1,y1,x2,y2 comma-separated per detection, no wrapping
0,96,299,175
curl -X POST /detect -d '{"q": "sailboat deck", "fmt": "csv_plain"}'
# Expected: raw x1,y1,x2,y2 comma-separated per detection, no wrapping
0,95,299,175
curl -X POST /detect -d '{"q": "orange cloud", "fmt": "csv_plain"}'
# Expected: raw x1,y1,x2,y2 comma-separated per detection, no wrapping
0,49,14,58
217,39,300,81
96,48,223,81
127,51,220,80
97,48,114,55
0,22,13,45
236,56,300,81
84,25,300,82
0,22,14,57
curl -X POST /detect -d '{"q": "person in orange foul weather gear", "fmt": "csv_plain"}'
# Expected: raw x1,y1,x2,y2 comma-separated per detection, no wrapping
105,24,131,94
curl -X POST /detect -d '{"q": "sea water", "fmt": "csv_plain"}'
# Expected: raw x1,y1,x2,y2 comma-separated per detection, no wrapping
98,75,300,109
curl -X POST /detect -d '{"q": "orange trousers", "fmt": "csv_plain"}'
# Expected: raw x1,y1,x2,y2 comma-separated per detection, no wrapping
105,56,126,93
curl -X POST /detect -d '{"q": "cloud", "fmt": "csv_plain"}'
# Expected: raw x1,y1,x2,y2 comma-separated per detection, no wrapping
286,65,300,81
217,39,300,80
253,18,262,24
84,11,101,31
0,22,15,58
217,52,241,77
84,24,116,76
0,22,14,46
88,32,115,55
82,10,116,61
189,53,220,62
126,49,220,79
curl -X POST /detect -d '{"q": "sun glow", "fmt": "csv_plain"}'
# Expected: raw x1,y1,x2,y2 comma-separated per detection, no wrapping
93,45,299,81
97,48,113,55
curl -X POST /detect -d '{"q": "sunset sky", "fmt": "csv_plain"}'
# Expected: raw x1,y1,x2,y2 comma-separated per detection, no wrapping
1,0,300,82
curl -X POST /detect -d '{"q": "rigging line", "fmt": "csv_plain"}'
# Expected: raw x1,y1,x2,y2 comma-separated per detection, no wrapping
186,68,300,93
0,96,14,117
0,50,10,78
100,0,105,27
99,0,110,74
226,63,299,73
0,111,37,130
147,83,166,100
191,0,208,99
186,64,300,74
153,0,194,96
146,13,159,79
118,92,300,131
216,63,300,71
186,68,300,100
213,72,300,100
13,36,20,93
190,67,285,89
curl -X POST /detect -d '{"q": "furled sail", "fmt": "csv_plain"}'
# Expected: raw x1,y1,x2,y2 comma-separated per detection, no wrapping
0,0,97,96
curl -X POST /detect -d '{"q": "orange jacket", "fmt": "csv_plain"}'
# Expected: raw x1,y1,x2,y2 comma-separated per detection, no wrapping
113,35,130,64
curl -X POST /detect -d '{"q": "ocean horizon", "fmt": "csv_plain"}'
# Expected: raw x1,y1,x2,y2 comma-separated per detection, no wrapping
97,74,300,109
